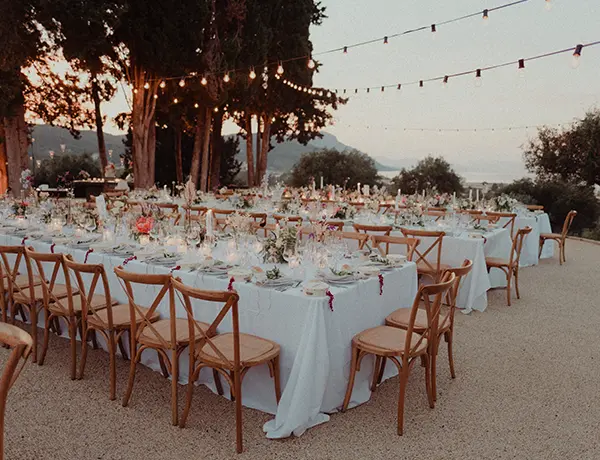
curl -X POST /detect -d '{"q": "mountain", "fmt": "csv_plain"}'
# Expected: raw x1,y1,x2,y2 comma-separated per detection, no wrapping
30,125,126,160
230,131,396,172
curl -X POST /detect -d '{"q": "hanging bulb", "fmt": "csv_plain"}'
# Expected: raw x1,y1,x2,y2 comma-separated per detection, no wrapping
518,59,526,78
201,76,207,85
545,0,552,11
419,80,424,93
431,24,437,40
179,79,185,87
133,88,138,94
397,84,401,90
343,46,348,54
143,82,150,90
482,9,489,24
572,44,583,69
173,98,178,104
475,69,482,87
223,73,230,82
159,81,166,89
383,36,388,45
307,58,315,69
277,62,284,75
249,67,256,79
442,75,449,87
153,94,158,99
214,107,219,112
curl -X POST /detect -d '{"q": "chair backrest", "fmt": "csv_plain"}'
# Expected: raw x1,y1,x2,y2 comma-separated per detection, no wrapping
330,231,369,250
424,210,446,222
247,212,267,225
526,204,544,211
561,210,577,239
400,228,446,276
352,223,392,236
25,247,77,317
0,322,33,458
486,212,517,238
273,214,303,225
114,267,174,349
370,235,419,261
0,246,36,310
183,205,207,223
172,278,240,372
509,226,532,267
440,259,473,331
64,256,115,329
308,220,344,232
403,272,455,361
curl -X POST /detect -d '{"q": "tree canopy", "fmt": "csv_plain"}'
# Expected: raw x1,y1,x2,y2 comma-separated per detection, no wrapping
392,156,464,194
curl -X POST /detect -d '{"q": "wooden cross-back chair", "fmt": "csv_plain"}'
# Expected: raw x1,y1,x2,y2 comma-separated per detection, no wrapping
539,210,577,265
25,248,93,380
155,202,181,225
424,210,446,222
0,323,33,460
370,235,419,261
342,272,455,436
65,257,152,400
352,223,392,237
486,212,517,238
526,204,544,211
485,226,532,306
114,267,213,426
400,229,448,282
384,260,473,401
182,205,207,224
308,219,344,232
104,190,127,199
172,278,281,453
329,231,369,251
212,209,236,232
273,214,303,226
378,203,393,214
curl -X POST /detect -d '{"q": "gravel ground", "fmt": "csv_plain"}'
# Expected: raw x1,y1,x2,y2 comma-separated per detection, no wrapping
2,239,600,460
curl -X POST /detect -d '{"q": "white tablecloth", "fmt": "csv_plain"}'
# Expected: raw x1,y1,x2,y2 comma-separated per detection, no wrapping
0,232,417,439
497,213,554,266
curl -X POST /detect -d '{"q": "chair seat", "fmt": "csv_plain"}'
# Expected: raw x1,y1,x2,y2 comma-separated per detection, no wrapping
417,261,451,273
13,283,74,304
139,318,212,348
540,233,562,240
6,275,43,289
386,308,428,331
485,257,515,268
48,294,116,316
354,325,428,357
195,332,280,369
87,303,160,329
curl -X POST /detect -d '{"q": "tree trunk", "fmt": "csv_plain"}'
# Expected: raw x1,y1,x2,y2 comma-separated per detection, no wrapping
190,109,206,186
257,116,271,186
174,127,183,184
0,123,8,194
91,78,108,176
131,66,159,189
4,104,29,196
244,114,254,187
255,117,261,185
199,108,212,192
209,113,223,190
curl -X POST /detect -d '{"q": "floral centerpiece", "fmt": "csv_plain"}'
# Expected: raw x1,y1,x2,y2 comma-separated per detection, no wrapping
232,194,254,210
458,199,477,211
262,223,298,264
78,170,91,180
428,192,451,208
12,200,29,217
104,162,116,178
20,169,33,191
493,194,518,212
143,185,160,200
225,212,254,240
333,202,356,220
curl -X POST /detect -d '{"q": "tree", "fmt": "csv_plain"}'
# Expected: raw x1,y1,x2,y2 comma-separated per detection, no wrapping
289,148,381,188
392,156,464,195
34,153,101,187
219,136,242,186
524,110,600,187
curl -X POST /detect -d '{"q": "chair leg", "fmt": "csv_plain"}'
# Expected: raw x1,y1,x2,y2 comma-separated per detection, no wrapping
342,344,359,412
272,356,282,403
30,304,38,364
430,341,438,403
446,330,456,379
117,334,129,360
39,309,51,366
213,369,224,396
90,329,99,350
514,267,521,299
122,344,139,407
234,368,243,454
69,319,78,380
377,357,387,385
506,269,512,307
538,239,544,259
171,349,179,426
397,366,409,436
157,352,169,379
107,331,117,401
371,356,382,392
78,321,89,380
561,241,566,264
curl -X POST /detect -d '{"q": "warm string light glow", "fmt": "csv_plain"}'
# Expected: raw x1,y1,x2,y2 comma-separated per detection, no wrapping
337,120,577,133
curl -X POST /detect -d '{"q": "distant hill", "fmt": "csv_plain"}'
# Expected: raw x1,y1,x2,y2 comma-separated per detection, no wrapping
31,125,393,172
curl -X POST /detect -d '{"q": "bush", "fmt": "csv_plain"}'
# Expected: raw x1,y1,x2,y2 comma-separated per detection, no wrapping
34,153,101,187
496,178,600,235
392,156,464,195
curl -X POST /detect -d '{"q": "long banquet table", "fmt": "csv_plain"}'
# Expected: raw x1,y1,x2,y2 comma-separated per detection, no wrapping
0,231,417,439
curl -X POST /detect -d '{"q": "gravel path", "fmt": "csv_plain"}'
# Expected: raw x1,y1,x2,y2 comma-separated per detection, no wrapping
2,239,600,460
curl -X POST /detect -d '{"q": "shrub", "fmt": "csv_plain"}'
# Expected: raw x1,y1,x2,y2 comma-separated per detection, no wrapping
34,153,101,187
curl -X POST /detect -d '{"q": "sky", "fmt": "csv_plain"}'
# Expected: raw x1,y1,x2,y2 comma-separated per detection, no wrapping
103,0,600,182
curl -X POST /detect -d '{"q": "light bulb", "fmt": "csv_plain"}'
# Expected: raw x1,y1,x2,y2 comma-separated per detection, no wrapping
482,9,489,25
159,81,166,89
518,59,526,78
143,82,150,90
194,103,199,108
277,63,284,75
475,69,482,87
249,68,256,79
307,58,315,69
173,98,178,104
179,79,185,87
201,76,207,85
442,76,448,87
572,44,583,69
545,0,552,11
153,94,158,99
223,73,230,83
431,24,437,41
214,107,219,112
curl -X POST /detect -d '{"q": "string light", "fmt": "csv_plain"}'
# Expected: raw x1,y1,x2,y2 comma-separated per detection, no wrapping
475,69,482,87
223,73,230,83
277,62,284,75
133,88,138,94
179,79,185,87
194,103,199,108
343,46,348,54
201,76,207,85
214,107,219,112
173,98,178,104
249,67,256,79
397,84,401,90
383,36,388,45
159,81,166,89
153,94,158,99
572,44,583,68
307,58,315,69
431,24,437,40
443,75,449,87
482,9,489,21
518,59,526,77
143,82,150,90
545,0,552,11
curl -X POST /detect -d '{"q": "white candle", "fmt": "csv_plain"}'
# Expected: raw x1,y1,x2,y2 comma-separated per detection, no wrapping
357,182,361,195
476,189,480,202
469,189,473,202
395,190,400,210
320,176,324,189
206,209,214,237
422,190,425,198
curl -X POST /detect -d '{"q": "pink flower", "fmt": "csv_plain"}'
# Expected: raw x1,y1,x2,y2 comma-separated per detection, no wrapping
135,216,154,234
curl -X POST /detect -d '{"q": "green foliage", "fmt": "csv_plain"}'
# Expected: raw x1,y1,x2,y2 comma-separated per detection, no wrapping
220,137,242,186
34,153,101,187
524,109,600,187
392,156,464,195
495,178,600,235
289,149,380,188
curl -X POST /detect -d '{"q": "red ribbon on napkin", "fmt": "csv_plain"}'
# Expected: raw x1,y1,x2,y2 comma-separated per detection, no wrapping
170,265,181,273
20,236,28,245
227,276,235,291
378,273,384,296
50,243,56,254
326,290,334,311
84,249,94,263
123,255,137,265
